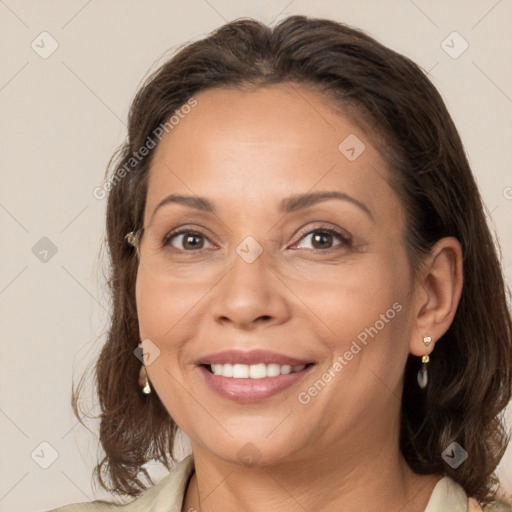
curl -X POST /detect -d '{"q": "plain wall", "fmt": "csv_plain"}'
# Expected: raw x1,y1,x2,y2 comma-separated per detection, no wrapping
1,1,511,510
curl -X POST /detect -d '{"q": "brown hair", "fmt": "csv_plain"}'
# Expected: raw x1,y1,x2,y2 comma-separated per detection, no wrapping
76,15,512,505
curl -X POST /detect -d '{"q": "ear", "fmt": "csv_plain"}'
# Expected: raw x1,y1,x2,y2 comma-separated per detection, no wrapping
409,237,463,357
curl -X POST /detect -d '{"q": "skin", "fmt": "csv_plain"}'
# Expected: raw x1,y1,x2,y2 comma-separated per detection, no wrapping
135,84,463,511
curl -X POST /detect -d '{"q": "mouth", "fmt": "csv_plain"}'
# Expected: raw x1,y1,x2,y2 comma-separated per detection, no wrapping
195,349,316,402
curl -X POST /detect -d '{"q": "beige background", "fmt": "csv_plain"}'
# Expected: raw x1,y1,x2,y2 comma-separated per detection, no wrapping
0,1,511,510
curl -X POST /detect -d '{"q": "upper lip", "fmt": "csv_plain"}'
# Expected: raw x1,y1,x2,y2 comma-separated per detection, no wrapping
196,349,313,366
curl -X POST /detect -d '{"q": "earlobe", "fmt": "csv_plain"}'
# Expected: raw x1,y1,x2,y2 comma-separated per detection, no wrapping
409,236,463,357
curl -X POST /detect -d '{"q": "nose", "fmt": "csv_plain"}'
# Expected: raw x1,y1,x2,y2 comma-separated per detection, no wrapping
210,248,291,330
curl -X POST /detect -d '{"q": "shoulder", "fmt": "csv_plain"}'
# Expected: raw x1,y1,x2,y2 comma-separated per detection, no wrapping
47,455,195,512
424,475,469,511
481,498,512,511
47,501,119,512
426,475,512,512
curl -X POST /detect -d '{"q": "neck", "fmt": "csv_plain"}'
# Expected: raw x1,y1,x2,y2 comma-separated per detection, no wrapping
182,434,442,512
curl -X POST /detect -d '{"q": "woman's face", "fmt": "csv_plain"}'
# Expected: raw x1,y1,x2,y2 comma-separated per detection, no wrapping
136,84,421,466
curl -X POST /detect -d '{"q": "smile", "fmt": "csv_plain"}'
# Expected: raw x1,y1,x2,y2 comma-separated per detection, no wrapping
196,349,316,402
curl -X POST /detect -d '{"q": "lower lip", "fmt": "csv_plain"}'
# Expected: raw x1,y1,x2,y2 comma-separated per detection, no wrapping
198,365,314,403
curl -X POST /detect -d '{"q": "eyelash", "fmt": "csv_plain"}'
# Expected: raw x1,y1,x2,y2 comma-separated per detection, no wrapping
162,226,352,252
292,226,352,251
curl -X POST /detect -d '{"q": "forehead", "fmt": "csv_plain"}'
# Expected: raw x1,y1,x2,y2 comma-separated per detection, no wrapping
153,84,373,160
144,84,400,223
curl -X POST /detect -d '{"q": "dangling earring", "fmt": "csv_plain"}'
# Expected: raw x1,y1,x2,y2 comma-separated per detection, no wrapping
137,342,152,394
142,366,152,395
417,336,432,389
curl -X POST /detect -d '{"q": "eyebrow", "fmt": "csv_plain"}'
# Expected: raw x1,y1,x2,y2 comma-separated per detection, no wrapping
150,191,373,221
280,191,373,219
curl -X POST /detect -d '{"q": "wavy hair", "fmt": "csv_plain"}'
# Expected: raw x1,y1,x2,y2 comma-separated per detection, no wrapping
74,15,512,506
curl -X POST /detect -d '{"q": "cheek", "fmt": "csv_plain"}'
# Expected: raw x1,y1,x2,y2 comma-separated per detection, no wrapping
135,273,197,418
134,268,216,394
135,269,204,342
316,248,413,375
297,265,413,429
321,258,407,334
135,276,172,341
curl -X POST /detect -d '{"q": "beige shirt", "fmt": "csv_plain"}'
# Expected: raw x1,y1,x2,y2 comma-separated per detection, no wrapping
49,455,473,511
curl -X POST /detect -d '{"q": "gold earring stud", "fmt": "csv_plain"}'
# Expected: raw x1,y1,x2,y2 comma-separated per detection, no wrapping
125,231,138,247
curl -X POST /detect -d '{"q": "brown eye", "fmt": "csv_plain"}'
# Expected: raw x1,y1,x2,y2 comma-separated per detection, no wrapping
311,232,335,249
293,227,351,251
181,233,204,250
164,230,214,251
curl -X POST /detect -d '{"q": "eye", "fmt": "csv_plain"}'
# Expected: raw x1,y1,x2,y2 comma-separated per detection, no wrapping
291,227,351,251
163,229,215,251
161,226,351,252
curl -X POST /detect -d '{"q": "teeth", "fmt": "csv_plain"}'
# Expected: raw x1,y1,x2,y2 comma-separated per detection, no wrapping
222,363,233,377
280,365,292,375
210,363,306,378
249,363,267,379
267,363,281,377
233,364,249,378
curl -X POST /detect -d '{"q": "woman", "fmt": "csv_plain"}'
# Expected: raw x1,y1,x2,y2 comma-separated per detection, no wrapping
51,15,512,511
